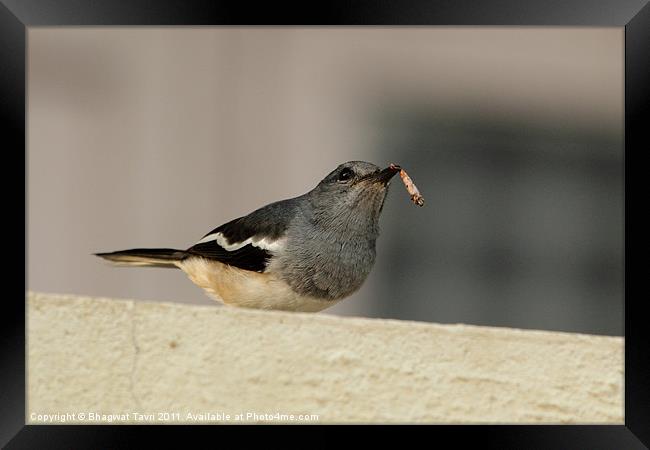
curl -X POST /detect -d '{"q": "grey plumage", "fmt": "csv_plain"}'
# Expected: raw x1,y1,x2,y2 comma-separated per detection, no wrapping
96,161,400,311
272,162,391,300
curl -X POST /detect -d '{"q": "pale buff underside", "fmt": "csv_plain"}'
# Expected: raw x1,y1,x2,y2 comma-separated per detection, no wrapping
177,257,338,312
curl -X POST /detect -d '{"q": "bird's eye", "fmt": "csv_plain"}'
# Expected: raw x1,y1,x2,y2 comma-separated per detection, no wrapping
338,168,354,182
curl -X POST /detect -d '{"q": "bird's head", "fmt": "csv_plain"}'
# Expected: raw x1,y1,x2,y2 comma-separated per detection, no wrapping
308,161,400,234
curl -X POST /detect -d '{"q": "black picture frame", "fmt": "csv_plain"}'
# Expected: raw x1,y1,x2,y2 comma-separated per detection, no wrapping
4,0,648,447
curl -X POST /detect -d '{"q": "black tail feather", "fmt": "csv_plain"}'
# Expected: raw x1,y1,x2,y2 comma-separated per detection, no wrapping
95,248,187,268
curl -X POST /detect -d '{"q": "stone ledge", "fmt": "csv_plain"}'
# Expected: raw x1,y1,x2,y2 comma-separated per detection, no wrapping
27,291,623,424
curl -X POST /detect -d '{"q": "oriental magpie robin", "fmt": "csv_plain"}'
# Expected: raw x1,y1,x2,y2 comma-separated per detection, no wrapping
96,161,401,312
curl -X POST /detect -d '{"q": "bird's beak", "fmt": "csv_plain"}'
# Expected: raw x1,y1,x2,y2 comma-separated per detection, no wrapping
371,165,401,185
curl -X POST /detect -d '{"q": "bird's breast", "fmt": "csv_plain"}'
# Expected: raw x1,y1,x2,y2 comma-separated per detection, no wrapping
270,233,377,301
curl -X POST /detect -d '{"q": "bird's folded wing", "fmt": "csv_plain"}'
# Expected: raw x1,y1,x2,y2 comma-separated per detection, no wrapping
185,204,292,273
186,238,273,273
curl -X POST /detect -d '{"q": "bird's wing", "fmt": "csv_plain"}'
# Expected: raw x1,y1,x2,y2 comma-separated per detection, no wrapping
185,198,298,273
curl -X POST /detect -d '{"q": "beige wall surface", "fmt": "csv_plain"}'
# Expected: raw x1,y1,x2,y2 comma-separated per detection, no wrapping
27,28,623,333
28,292,623,424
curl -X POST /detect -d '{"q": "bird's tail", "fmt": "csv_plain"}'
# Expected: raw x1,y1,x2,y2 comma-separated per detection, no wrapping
94,248,187,268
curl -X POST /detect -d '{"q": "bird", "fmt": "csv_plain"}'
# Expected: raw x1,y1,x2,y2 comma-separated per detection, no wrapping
95,161,401,312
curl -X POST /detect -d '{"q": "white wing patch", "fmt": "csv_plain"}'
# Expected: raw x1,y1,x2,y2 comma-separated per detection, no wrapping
196,232,286,252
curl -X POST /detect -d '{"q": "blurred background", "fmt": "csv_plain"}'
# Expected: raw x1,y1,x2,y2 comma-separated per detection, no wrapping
27,27,623,336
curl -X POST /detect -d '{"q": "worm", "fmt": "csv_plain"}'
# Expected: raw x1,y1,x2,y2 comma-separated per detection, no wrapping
390,163,424,207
